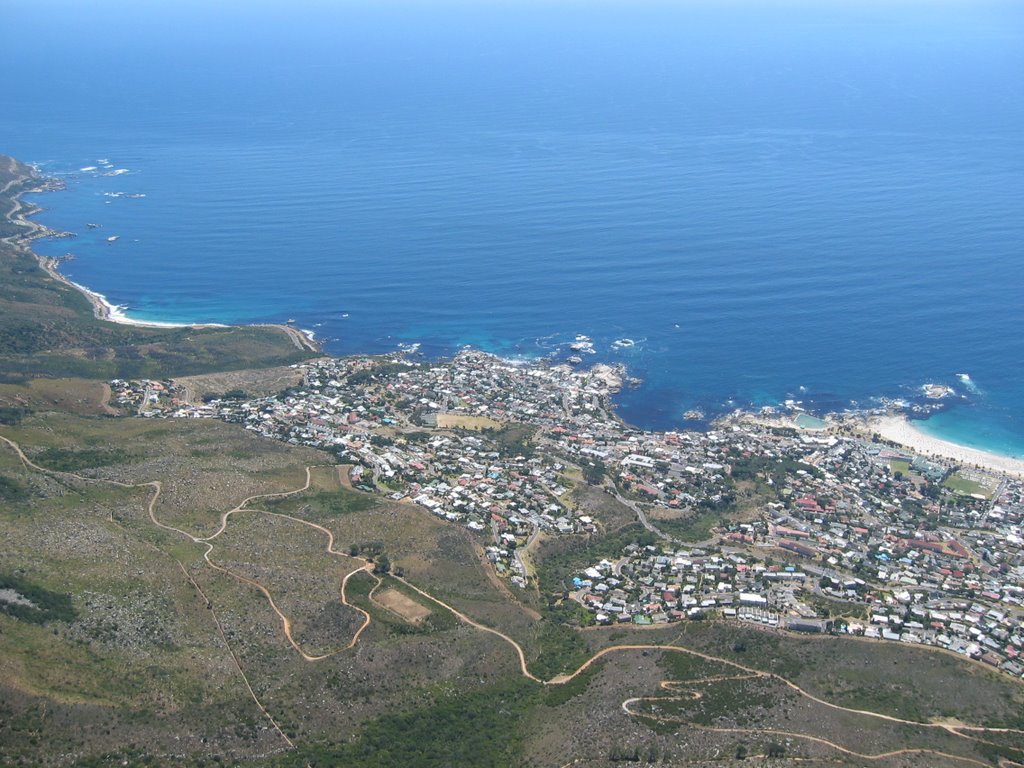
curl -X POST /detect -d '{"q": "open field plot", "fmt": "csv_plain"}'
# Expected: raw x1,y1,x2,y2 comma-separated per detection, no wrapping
374,586,431,624
175,363,308,402
890,458,913,475
573,483,638,530
436,412,503,430
647,506,721,541
345,571,459,637
0,377,113,416
944,471,997,498
306,464,346,493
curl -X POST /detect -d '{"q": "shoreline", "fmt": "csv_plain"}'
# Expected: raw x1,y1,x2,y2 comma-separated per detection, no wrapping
864,413,1024,479
5,160,319,354
7,157,1024,477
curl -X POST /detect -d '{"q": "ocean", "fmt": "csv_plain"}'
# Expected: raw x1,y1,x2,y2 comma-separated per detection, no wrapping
3,0,1024,455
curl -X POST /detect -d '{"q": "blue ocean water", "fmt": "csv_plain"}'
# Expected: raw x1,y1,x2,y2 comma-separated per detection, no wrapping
3,1,1024,454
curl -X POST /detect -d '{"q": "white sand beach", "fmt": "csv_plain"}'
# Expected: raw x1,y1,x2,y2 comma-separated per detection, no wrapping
868,414,1024,479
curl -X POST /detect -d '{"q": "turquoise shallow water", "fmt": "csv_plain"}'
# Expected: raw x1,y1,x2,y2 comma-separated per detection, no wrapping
916,407,1024,461
3,1,1024,456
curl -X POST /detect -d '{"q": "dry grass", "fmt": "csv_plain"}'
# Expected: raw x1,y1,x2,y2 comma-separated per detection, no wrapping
374,587,432,624
436,413,504,430
175,363,309,402
0,378,112,416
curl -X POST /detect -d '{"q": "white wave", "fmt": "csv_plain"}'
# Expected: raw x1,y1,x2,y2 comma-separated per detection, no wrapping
956,373,981,394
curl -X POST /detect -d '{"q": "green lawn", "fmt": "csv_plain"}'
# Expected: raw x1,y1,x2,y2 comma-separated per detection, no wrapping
889,459,911,476
943,472,991,498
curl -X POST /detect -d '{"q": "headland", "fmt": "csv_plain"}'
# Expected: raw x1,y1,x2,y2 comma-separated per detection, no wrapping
1,155,319,354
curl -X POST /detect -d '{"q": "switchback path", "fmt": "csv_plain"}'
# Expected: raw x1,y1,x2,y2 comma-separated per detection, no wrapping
4,432,1023,765
0,434,293,749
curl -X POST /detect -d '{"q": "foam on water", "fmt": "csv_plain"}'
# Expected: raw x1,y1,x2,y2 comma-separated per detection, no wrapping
5,0,1024,456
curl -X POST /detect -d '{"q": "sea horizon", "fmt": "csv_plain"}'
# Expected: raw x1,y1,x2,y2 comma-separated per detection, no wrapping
5,0,1024,459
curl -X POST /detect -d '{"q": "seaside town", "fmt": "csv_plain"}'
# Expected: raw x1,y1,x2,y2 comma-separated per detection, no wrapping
110,350,1024,681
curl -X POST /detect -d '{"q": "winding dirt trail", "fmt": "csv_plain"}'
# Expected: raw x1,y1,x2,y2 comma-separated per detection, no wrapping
621,679,1004,767
0,434,293,748
389,573,544,683
4,431,1023,765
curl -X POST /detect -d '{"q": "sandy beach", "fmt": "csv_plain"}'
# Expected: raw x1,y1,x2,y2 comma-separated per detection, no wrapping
4,161,319,353
867,414,1024,479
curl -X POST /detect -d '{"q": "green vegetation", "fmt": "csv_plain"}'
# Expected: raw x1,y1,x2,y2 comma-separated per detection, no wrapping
0,475,29,501
280,679,536,768
482,423,537,459
535,523,657,600
638,677,776,727
264,489,375,519
345,362,417,386
0,573,76,624
0,405,32,425
31,446,132,472
803,592,868,620
656,510,719,542
889,459,911,475
345,572,458,636
582,458,607,485
659,648,733,681
943,472,991,497
531,621,590,679
542,659,603,707
731,453,821,485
